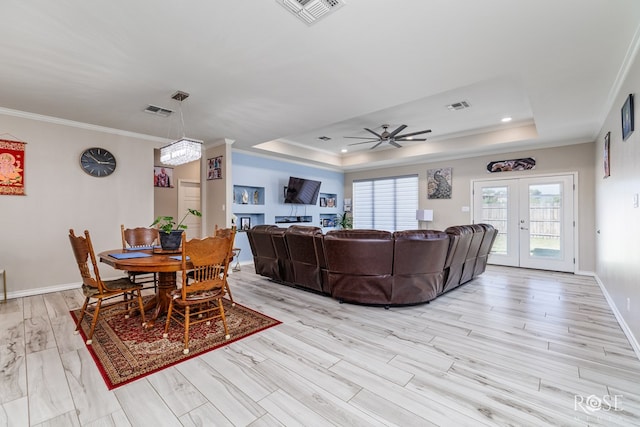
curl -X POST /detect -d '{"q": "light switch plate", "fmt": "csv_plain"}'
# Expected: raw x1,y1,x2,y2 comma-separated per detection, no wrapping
634,194,639,208
461,206,470,212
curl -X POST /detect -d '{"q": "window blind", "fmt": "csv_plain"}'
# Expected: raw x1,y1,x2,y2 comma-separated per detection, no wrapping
353,175,418,231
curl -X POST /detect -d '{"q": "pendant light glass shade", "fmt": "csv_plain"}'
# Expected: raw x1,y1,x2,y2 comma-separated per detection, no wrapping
160,138,202,165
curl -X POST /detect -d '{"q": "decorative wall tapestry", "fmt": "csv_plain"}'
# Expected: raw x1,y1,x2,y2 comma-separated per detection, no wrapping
0,139,26,195
486,157,536,173
207,156,223,180
427,167,452,199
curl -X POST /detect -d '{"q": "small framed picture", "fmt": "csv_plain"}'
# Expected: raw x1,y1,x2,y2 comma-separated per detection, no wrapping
154,166,174,188
327,197,335,207
207,156,223,180
322,218,330,227
240,217,251,231
319,197,327,207
622,93,634,141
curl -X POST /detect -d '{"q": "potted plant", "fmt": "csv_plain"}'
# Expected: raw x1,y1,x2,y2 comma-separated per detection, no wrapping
151,208,202,250
338,211,353,229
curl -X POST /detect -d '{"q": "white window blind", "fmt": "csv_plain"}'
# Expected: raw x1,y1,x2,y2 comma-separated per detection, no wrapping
353,175,418,232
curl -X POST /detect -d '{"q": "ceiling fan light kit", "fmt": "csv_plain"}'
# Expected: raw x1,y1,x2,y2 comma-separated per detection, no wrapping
345,124,432,149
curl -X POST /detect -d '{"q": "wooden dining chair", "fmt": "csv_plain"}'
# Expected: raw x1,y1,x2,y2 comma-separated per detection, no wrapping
186,225,237,306
164,228,236,354
121,224,160,291
214,225,237,306
69,229,146,345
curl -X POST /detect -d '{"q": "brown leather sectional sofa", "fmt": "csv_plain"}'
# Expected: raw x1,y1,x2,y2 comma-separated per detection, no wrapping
247,223,497,306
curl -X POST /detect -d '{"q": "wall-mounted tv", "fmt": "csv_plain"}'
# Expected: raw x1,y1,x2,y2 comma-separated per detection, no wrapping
284,176,321,205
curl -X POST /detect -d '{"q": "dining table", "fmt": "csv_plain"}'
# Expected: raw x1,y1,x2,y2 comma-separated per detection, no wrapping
98,247,193,329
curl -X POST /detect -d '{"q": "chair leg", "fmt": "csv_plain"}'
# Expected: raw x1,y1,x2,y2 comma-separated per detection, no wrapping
224,280,235,307
74,297,90,335
218,298,230,340
136,290,146,324
86,299,102,345
183,305,190,354
163,300,174,338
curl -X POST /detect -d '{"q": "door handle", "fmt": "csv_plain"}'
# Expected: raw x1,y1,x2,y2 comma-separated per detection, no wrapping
520,227,529,230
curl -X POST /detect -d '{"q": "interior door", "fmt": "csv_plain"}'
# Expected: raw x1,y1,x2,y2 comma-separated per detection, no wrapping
178,179,202,240
473,174,575,272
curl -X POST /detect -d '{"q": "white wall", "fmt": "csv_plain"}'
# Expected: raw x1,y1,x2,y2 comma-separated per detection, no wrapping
594,46,640,352
0,112,157,296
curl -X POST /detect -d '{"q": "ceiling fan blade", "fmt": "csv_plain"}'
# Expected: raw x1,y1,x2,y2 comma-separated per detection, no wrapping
364,128,383,139
395,129,432,138
389,141,402,148
388,124,407,138
348,140,378,146
395,138,427,141
369,141,383,149
344,136,379,140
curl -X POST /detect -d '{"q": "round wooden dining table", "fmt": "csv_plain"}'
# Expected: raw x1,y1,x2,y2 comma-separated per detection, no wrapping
98,249,193,329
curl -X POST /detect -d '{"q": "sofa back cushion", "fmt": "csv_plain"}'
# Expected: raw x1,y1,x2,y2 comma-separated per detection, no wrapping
246,225,281,280
284,225,325,293
324,229,394,304
392,230,449,303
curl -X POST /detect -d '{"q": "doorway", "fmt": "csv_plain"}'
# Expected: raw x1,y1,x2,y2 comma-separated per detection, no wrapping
473,174,575,272
178,179,202,240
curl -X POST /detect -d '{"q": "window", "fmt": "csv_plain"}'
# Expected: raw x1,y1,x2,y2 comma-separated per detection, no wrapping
353,175,418,231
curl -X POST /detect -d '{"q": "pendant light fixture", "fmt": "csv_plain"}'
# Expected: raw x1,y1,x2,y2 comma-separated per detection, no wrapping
160,91,202,166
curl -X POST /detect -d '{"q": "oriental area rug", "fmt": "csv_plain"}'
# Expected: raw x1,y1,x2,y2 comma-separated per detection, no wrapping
70,298,280,390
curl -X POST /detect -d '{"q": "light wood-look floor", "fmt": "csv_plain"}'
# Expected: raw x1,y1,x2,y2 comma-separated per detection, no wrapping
1,265,639,426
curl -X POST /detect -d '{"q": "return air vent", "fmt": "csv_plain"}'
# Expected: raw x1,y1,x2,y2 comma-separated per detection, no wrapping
277,0,345,25
144,105,173,117
446,101,471,111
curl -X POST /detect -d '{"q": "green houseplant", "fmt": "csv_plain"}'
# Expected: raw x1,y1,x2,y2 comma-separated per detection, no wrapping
151,208,202,250
338,211,353,229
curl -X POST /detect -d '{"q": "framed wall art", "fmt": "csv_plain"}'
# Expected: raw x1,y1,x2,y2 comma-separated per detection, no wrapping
154,166,174,188
622,93,634,141
240,217,251,231
487,157,536,173
604,132,610,178
427,167,452,199
207,156,223,180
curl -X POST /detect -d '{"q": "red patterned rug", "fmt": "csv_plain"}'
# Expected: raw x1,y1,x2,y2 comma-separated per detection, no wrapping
70,298,280,389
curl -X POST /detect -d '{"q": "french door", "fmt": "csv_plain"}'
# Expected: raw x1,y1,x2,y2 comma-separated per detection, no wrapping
473,174,575,272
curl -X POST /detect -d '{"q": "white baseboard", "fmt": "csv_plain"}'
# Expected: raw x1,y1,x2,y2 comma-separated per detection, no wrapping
5,282,81,301
593,273,640,361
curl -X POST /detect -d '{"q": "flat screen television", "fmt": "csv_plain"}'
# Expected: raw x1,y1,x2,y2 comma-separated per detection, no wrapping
284,176,321,205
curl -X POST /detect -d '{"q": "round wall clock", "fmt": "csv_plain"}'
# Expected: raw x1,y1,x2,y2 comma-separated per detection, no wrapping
80,147,117,177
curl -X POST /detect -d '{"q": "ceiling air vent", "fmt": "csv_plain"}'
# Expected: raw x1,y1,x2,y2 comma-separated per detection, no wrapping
277,0,345,25
144,105,173,117
446,101,471,111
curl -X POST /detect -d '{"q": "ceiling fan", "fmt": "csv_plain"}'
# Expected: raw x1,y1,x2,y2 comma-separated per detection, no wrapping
345,124,432,149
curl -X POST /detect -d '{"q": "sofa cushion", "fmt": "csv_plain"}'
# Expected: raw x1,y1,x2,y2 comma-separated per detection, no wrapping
324,230,394,304
392,230,449,303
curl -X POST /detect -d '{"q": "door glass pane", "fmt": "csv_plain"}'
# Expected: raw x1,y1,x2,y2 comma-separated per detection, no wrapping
480,186,508,255
529,183,561,259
